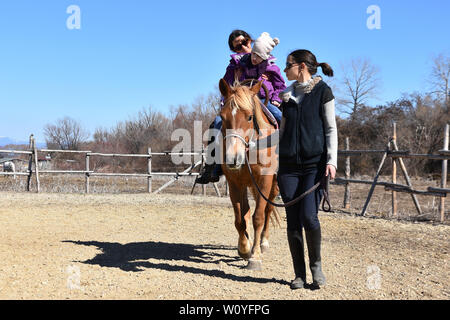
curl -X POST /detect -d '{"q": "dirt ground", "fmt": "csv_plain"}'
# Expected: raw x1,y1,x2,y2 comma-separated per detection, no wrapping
0,191,448,300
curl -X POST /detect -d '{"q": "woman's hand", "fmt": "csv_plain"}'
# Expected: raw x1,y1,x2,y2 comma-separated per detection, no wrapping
325,164,336,180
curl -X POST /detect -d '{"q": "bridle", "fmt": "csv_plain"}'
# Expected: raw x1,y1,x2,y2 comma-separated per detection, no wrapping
223,129,256,151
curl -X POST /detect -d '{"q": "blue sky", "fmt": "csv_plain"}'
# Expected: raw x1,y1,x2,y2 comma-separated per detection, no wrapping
0,0,449,142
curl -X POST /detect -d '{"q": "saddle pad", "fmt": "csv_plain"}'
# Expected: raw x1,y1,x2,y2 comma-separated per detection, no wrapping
259,101,279,130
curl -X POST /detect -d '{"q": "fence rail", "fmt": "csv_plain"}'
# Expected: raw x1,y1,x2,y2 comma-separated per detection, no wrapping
1,123,449,222
0,141,211,196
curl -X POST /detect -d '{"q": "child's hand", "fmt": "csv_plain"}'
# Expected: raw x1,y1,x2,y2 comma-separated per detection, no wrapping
271,100,280,107
261,73,269,81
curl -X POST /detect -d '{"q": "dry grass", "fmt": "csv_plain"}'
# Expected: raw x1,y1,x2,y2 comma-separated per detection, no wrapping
0,173,448,224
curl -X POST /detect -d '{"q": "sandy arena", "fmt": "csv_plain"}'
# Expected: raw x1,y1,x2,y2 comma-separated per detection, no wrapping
0,191,448,300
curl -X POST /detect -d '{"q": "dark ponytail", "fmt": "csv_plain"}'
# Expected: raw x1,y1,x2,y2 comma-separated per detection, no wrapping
289,49,334,77
317,62,334,77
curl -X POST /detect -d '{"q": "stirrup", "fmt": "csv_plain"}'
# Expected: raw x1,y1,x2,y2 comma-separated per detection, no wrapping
195,175,219,185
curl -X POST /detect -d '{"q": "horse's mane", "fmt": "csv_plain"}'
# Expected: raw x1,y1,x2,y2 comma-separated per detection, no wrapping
227,83,271,130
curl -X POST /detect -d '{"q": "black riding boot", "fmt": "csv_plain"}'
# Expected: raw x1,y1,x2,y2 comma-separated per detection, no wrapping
195,126,220,185
287,229,306,289
195,163,219,184
305,226,326,287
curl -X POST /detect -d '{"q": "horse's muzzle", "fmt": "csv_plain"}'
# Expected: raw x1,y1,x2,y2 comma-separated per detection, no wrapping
225,153,245,170
226,163,243,170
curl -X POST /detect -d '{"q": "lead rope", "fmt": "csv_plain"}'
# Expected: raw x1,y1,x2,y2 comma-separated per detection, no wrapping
244,153,332,211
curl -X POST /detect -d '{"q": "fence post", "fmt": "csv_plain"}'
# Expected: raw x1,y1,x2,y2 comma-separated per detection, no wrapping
392,122,397,217
391,136,423,215
361,140,390,216
343,137,351,209
148,147,152,193
32,136,40,193
440,123,449,222
202,145,206,196
85,153,90,194
26,135,33,192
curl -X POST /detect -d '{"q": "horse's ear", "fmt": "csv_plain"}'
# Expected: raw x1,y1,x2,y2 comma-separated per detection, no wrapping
250,80,263,95
219,78,232,98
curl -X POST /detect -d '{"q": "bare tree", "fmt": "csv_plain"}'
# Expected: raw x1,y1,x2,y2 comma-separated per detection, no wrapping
111,106,173,154
337,58,381,118
93,127,110,144
44,116,89,150
428,53,450,104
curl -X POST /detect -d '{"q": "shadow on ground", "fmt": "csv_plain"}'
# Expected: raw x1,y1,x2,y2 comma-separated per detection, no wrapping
63,240,289,286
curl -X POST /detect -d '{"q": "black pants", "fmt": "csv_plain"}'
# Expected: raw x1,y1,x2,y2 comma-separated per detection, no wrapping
277,165,323,231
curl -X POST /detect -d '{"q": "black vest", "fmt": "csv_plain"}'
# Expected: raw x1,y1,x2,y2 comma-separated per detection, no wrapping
279,80,334,166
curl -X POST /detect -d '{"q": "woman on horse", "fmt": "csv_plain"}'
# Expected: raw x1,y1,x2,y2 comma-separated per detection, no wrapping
227,29,253,59
278,49,337,289
196,31,286,184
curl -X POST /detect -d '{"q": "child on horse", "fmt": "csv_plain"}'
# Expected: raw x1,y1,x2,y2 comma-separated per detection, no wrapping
224,32,286,123
195,32,286,184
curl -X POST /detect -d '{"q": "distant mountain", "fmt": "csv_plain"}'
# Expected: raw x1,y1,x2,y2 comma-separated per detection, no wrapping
0,136,46,149
0,137,15,146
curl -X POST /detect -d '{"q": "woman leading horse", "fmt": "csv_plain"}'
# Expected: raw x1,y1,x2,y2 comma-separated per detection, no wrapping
278,49,338,289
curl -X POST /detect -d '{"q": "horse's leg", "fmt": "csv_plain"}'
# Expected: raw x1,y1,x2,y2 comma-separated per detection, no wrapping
247,175,273,271
260,176,279,253
228,181,252,260
261,206,273,253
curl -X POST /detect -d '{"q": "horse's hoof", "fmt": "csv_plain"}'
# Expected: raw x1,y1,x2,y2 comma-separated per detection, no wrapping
261,241,269,254
246,258,262,271
238,250,252,260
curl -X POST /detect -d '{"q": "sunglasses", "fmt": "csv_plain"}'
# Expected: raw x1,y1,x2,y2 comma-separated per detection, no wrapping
285,62,299,70
234,39,250,51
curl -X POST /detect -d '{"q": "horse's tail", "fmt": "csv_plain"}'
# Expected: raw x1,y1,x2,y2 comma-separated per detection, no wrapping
270,206,282,229
268,177,282,229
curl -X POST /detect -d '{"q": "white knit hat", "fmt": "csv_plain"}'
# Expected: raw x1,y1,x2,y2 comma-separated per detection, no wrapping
252,32,280,60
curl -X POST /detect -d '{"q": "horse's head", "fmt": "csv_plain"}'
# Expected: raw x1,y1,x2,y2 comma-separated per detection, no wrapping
219,78,269,170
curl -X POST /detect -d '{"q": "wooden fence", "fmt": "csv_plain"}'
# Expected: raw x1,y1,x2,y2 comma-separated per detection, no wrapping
0,139,220,196
1,123,449,221
333,123,449,222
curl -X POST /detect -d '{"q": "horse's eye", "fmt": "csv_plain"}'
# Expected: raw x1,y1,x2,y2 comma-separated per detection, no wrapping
248,115,253,122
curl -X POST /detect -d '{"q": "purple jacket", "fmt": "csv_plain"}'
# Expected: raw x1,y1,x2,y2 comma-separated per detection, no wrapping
223,53,286,104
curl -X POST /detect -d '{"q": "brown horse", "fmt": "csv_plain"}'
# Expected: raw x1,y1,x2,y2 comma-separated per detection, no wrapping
218,78,279,271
